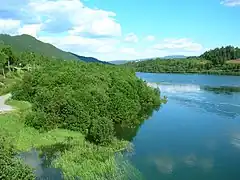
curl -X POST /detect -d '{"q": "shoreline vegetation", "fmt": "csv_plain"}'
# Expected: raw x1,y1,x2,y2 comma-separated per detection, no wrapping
0,45,164,179
125,46,240,76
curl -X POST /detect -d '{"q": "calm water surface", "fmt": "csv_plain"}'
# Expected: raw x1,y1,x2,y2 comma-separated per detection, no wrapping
129,73,240,180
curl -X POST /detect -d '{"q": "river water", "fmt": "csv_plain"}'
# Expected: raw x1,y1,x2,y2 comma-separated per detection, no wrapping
128,72,240,180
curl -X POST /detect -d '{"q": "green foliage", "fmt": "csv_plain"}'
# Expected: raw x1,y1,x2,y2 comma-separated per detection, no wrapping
0,72,23,95
12,57,161,144
125,46,240,75
126,57,240,75
0,51,7,67
0,132,35,180
0,112,142,179
201,46,240,65
0,51,7,77
86,117,115,145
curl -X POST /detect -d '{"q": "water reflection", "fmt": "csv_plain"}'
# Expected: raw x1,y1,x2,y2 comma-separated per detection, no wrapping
199,158,214,171
115,124,141,142
203,86,240,94
148,82,240,119
133,73,240,180
171,96,239,118
115,104,159,141
182,154,214,171
183,154,197,167
149,154,214,174
17,142,73,180
231,133,240,150
154,156,174,174
18,148,63,179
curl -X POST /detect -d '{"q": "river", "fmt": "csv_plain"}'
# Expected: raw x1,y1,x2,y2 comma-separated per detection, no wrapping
128,72,240,180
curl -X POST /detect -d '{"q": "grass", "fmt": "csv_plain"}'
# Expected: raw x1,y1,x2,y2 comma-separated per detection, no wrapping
6,100,32,111
0,101,143,179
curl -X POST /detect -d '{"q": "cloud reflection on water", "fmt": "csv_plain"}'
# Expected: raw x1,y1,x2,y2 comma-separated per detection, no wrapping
231,133,240,149
148,82,240,119
153,156,174,174
148,154,214,175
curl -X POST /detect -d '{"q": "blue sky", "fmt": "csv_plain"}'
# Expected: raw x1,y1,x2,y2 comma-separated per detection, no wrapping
0,0,240,61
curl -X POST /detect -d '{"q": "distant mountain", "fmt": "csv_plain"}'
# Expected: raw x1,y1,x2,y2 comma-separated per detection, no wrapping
0,34,110,65
110,56,187,65
109,60,128,65
110,58,155,64
163,55,187,59
70,53,112,65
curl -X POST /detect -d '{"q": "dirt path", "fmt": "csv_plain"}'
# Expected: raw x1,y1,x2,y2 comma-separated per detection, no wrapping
0,93,13,113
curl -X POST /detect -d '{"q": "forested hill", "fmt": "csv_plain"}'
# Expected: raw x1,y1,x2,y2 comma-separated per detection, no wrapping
201,46,240,64
125,46,240,76
0,34,108,64
70,53,111,65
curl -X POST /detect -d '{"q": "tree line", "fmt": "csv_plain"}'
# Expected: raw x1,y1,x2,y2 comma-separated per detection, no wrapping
201,46,240,65
126,46,240,75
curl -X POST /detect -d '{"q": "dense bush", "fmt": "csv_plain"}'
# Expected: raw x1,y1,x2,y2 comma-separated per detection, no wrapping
0,133,35,180
126,58,240,75
86,117,115,145
13,59,161,144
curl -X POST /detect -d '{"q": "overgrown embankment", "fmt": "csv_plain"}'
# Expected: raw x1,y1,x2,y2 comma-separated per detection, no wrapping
0,46,163,179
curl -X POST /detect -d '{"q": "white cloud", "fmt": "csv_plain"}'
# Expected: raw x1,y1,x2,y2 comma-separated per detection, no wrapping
153,38,203,52
18,24,42,37
39,35,119,55
0,19,21,34
124,33,138,43
96,45,117,53
145,35,155,42
0,0,122,60
221,0,240,6
28,0,121,37
120,48,138,55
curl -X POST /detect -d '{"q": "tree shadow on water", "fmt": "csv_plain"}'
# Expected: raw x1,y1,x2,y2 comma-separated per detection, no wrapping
114,105,160,142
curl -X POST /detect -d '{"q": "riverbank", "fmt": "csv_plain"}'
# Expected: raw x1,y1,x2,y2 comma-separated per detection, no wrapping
137,70,240,76
0,98,143,179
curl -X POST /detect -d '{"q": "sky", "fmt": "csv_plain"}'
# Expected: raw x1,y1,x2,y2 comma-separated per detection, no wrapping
0,0,240,61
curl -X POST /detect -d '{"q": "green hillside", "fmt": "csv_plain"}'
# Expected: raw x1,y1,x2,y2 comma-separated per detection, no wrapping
125,46,240,76
0,34,79,61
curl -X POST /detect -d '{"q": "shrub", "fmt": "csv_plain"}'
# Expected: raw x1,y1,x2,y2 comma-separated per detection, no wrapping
0,134,35,180
13,59,162,144
86,117,115,145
